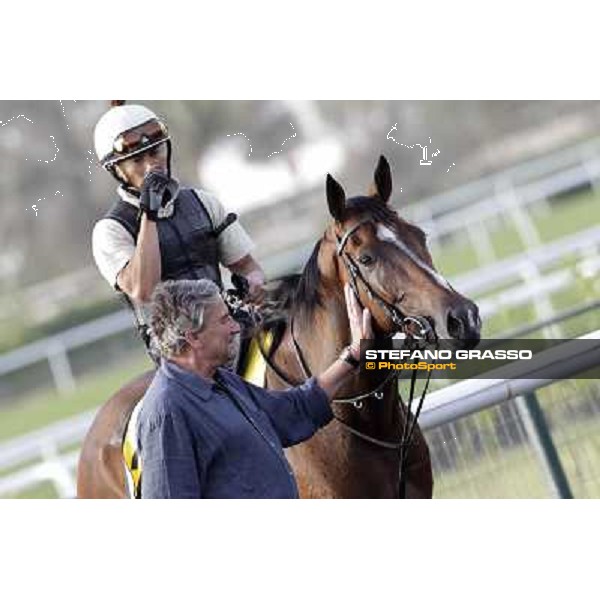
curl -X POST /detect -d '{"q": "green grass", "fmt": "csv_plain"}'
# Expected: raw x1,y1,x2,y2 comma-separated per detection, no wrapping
2,479,65,499
0,355,152,443
433,414,600,499
537,190,600,242
431,378,600,498
433,443,548,499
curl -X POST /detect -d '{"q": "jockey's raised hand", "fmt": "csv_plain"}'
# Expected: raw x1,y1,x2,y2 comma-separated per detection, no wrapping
140,171,174,221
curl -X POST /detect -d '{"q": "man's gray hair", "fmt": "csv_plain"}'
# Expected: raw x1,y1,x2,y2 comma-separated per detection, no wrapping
149,279,221,358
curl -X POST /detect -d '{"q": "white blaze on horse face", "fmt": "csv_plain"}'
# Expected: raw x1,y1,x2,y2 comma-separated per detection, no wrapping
376,224,452,291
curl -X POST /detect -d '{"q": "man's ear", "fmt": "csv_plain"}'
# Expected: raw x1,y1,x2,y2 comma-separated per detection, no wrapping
184,329,202,349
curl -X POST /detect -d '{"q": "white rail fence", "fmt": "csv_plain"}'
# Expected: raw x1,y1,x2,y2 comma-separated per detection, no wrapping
419,330,600,431
2,133,599,396
0,330,598,498
1,219,597,397
0,410,94,498
0,311,133,395
407,136,600,222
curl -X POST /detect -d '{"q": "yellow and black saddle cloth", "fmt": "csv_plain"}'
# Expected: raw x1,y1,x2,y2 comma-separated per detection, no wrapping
122,333,273,498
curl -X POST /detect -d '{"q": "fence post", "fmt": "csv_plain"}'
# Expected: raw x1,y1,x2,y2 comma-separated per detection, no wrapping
47,341,76,395
41,441,76,498
514,392,573,499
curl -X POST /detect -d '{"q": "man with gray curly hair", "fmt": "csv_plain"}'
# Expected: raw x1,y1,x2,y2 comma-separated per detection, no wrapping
149,279,237,363
137,278,372,498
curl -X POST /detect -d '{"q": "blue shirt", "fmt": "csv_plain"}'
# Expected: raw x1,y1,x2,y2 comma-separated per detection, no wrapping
137,360,333,498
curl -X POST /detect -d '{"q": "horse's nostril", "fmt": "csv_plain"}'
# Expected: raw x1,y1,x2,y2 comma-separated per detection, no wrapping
447,311,464,339
446,303,481,346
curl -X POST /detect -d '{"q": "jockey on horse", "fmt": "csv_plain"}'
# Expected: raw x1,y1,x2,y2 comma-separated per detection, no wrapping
91,101,265,365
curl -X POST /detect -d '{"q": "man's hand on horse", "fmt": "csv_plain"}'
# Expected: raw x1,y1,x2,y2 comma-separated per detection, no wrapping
345,283,373,357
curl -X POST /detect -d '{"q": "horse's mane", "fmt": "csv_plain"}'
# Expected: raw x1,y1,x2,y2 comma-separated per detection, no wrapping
257,240,322,353
254,195,400,354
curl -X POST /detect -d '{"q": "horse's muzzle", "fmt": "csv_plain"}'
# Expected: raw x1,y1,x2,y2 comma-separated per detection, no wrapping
445,300,481,349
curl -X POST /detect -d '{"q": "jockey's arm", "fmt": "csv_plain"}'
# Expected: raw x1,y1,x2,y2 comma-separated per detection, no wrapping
116,214,161,303
226,253,266,303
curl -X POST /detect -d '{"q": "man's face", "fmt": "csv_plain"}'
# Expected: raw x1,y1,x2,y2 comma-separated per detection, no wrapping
193,299,241,366
114,142,169,190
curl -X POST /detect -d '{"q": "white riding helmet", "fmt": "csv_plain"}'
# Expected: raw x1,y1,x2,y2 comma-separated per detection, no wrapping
94,104,170,170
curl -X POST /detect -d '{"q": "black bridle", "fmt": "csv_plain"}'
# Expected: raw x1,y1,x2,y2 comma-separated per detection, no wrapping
336,218,408,331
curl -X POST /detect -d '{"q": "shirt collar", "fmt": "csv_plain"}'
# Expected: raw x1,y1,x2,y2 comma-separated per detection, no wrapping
160,359,225,400
117,186,140,208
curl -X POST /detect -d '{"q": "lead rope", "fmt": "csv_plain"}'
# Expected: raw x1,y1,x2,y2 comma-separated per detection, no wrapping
290,318,312,380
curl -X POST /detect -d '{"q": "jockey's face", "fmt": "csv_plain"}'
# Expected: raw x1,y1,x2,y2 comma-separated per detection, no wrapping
114,142,169,190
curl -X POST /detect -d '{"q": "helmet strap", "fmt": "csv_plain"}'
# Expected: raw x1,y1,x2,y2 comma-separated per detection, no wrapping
109,164,141,197
166,139,173,179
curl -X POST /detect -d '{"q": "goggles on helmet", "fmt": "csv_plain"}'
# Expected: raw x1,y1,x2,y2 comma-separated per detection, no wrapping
104,120,170,169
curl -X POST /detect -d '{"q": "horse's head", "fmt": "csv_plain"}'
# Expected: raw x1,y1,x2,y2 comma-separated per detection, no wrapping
325,155,481,349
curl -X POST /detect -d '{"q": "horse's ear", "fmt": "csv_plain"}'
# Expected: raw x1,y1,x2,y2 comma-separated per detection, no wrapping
326,174,346,221
370,155,392,203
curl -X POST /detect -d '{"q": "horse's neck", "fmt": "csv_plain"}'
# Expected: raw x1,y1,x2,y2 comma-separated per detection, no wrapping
293,293,349,373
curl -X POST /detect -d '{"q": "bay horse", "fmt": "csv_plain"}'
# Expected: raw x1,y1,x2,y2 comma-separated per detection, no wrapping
77,155,481,499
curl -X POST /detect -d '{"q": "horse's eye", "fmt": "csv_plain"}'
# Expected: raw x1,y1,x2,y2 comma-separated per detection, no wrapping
359,253,374,266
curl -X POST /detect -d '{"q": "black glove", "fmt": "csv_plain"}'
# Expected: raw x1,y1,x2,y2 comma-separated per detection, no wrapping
140,172,174,221
231,273,250,300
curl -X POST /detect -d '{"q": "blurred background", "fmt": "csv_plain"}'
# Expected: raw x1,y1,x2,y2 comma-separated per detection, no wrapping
0,100,598,498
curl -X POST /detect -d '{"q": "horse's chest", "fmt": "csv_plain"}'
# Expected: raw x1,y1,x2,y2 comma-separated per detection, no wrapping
285,426,400,499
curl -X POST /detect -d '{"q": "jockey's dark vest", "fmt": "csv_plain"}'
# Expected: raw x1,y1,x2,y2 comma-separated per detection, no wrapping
103,187,222,288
